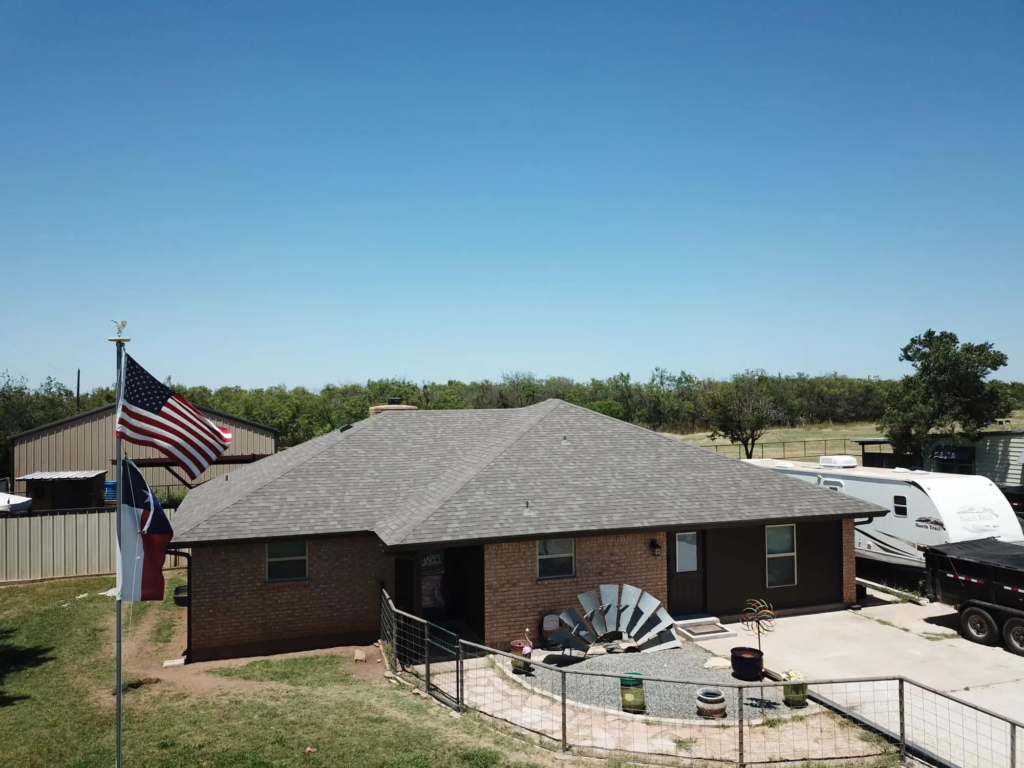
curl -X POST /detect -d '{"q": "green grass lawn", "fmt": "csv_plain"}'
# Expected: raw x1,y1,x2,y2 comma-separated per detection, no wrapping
0,576,562,768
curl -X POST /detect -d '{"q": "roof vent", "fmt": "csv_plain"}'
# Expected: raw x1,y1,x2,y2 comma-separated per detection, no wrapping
523,500,537,517
819,455,857,470
775,461,795,468
892,467,911,473
387,396,402,405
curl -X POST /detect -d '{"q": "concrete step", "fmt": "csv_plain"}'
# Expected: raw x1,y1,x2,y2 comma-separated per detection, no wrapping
674,616,737,641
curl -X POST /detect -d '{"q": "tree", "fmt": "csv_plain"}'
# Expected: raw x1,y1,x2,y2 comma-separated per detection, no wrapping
878,330,1010,457
704,371,782,459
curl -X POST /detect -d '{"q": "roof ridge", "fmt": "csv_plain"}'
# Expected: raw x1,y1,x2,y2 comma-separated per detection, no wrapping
173,419,376,538
554,399,758,464
378,399,562,545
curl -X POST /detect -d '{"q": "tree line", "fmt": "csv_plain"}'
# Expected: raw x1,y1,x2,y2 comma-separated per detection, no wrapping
2,333,1022,480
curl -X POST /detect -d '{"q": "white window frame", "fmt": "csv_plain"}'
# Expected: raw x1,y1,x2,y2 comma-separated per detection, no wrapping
675,531,699,573
765,524,797,588
266,540,308,582
537,538,575,580
893,495,908,517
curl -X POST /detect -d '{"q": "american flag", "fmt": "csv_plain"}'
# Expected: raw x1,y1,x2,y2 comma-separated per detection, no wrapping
115,355,232,480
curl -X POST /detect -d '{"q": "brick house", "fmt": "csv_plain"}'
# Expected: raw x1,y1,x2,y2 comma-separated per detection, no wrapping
172,400,884,661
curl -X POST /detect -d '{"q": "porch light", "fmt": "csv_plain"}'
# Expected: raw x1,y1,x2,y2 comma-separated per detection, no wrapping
649,539,662,557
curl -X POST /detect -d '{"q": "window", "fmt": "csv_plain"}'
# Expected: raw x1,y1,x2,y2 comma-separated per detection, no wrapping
267,540,308,582
893,495,908,517
676,532,698,573
821,480,844,492
765,525,797,588
537,538,575,579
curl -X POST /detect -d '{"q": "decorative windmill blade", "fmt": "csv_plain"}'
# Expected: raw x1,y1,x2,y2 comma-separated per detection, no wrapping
634,607,674,645
618,584,642,633
548,627,591,653
578,590,606,636
559,606,596,644
638,628,682,653
626,593,659,638
599,584,619,634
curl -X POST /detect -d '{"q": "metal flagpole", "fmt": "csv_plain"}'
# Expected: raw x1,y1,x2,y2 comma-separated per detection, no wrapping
109,321,128,768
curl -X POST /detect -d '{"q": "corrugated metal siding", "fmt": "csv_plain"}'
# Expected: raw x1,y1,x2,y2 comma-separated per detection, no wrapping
0,508,187,583
975,433,1024,486
12,409,276,495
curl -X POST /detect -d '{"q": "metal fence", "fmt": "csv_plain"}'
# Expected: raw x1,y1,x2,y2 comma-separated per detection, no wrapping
699,438,893,462
1,507,188,584
381,590,1022,767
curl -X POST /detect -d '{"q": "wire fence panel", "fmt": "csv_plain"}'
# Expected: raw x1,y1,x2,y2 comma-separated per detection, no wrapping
904,680,1019,768
380,589,1022,768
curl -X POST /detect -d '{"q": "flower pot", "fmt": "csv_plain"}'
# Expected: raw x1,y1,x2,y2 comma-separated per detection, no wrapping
620,673,645,714
696,687,727,719
730,647,764,681
510,639,532,674
172,584,189,607
784,682,809,708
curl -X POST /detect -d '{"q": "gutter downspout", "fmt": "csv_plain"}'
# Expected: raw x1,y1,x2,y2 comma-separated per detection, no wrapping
166,548,192,664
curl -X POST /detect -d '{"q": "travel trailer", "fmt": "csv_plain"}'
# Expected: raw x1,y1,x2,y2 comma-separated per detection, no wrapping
746,456,1024,568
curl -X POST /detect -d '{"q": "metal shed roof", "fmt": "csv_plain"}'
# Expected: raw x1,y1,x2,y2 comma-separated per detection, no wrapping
16,470,108,481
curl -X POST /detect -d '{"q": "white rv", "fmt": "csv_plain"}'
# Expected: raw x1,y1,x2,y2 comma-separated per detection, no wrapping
746,456,1024,568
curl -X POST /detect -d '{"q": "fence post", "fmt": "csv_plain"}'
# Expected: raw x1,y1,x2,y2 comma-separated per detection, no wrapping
456,638,463,711
737,685,745,768
561,669,568,752
898,678,906,762
424,622,431,694
1011,722,1017,768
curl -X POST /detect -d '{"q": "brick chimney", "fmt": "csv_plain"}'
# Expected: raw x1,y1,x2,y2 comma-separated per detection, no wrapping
370,396,418,417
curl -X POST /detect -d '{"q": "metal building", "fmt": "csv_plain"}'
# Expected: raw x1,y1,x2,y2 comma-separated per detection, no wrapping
10,404,277,507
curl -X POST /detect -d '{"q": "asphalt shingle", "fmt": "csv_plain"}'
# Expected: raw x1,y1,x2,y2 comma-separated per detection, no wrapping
171,399,885,545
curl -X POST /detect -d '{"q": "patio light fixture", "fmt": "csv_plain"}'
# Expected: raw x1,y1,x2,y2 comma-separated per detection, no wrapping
649,539,662,557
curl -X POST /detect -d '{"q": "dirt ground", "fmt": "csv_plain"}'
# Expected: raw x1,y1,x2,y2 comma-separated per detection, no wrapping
112,606,386,700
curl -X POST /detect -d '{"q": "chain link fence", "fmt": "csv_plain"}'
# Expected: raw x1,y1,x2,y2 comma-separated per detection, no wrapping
381,590,1022,767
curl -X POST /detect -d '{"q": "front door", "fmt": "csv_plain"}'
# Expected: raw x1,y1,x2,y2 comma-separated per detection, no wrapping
668,531,705,616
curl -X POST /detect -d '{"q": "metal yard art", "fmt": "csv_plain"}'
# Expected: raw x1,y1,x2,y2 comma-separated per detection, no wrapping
548,584,681,654
740,598,776,652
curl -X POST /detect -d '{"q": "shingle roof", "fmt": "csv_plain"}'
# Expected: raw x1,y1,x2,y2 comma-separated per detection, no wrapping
171,400,886,545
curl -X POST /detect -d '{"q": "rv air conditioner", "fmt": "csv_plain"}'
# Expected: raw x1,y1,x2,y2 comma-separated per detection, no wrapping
818,455,857,469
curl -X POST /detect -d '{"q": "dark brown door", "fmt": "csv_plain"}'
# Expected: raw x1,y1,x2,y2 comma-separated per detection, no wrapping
668,531,705,616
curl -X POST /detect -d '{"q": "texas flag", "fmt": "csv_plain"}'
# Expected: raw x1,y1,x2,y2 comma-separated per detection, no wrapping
116,459,174,602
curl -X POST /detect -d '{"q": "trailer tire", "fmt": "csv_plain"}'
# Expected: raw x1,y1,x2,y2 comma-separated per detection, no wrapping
1003,619,1024,656
960,607,999,645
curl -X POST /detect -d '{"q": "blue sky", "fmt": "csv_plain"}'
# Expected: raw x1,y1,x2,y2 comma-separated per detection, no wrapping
2,2,1022,391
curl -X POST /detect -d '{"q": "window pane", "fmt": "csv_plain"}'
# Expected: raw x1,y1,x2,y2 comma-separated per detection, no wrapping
767,555,796,587
676,532,698,573
538,539,573,557
268,540,306,559
766,526,795,555
268,558,307,581
538,556,574,579
893,496,907,506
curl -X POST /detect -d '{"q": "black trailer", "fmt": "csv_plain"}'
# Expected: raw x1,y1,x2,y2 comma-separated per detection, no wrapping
924,537,1024,655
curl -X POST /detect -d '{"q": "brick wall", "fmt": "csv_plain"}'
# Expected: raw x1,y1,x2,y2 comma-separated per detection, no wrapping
191,534,394,661
482,532,667,648
842,517,857,604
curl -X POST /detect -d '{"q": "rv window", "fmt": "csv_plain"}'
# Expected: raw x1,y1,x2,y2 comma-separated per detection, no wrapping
765,524,797,588
893,496,908,517
821,480,844,492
